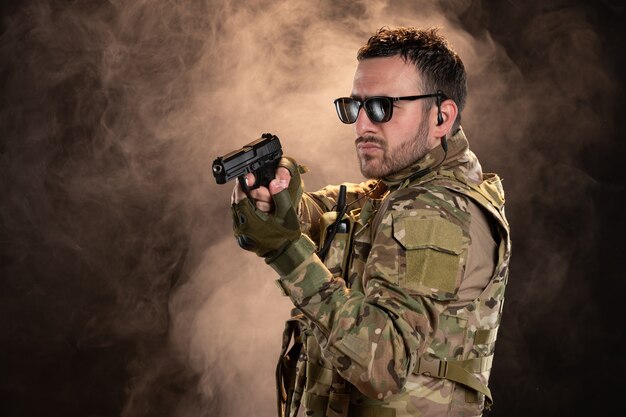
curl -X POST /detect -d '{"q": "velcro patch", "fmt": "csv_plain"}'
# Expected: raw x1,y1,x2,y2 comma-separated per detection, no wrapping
393,215,463,295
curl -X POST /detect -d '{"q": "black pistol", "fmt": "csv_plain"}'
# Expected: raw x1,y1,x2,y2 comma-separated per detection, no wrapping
212,133,283,194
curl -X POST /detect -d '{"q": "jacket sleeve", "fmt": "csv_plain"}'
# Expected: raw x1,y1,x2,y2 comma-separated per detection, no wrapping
276,189,468,399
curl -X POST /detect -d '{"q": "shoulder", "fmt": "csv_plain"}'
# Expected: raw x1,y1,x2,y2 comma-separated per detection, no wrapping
376,184,470,255
307,180,379,211
383,180,473,227
368,182,472,299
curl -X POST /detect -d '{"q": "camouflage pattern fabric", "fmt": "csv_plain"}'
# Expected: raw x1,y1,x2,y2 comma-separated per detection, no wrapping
275,128,511,417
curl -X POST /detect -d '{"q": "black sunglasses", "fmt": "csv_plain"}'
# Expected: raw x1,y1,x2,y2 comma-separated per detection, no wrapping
334,92,445,124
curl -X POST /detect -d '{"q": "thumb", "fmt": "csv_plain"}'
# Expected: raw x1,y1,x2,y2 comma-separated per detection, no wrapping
271,182,291,219
271,189,299,230
269,177,289,195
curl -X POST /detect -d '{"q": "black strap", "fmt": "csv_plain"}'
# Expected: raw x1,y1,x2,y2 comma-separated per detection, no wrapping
276,313,305,417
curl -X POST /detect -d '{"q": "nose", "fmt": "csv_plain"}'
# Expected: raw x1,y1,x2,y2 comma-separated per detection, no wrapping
354,106,377,137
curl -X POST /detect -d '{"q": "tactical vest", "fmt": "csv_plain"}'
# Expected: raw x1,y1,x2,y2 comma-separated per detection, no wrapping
277,169,511,417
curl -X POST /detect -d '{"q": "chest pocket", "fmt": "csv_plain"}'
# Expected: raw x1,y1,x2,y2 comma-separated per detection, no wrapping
392,213,464,300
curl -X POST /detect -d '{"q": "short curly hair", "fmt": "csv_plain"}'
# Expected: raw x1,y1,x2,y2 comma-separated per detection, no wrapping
358,27,467,127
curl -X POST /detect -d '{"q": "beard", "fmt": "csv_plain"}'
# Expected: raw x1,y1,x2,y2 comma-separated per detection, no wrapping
356,117,430,179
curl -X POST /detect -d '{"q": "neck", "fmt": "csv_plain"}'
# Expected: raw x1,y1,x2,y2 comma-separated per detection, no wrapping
381,127,467,188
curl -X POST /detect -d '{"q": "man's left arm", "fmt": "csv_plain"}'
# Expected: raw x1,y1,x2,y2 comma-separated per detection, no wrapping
231,162,460,399
273,204,457,400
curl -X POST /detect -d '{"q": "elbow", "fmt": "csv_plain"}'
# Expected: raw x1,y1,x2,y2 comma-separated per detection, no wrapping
351,362,407,400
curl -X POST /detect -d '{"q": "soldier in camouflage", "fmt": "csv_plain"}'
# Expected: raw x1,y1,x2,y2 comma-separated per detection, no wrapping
230,26,511,417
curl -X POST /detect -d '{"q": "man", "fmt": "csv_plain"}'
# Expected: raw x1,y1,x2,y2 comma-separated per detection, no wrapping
230,26,511,417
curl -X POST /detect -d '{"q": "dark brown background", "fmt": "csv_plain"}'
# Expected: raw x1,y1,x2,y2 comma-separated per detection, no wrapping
1,0,624,416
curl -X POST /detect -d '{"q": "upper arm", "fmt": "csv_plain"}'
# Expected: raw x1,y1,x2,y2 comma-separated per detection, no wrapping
364,187,471,302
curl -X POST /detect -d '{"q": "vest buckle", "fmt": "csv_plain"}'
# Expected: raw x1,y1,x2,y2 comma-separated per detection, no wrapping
415,357,448,378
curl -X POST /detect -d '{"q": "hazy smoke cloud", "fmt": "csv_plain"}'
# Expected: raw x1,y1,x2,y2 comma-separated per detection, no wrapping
0,0,621,416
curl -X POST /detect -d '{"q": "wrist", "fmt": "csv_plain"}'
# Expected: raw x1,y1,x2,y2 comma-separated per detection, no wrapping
266,234,317,275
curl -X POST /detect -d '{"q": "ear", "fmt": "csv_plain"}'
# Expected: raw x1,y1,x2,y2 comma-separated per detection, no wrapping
432,98,458,138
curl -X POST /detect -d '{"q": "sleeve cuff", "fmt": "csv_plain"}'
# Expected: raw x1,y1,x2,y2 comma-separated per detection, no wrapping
266,234,317,275
274,254,334,305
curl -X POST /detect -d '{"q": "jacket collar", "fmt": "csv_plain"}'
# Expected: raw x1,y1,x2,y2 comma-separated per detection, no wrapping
381,127,483,189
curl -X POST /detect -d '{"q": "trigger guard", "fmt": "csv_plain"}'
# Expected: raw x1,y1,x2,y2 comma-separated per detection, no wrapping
238,174,253,193
238,171,268,192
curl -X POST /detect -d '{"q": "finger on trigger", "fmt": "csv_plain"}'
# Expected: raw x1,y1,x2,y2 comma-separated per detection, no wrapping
232,177,247,203
245,172,256,188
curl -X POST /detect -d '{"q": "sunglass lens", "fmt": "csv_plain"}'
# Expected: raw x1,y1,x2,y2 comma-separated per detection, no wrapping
335,98,360,124
364,98,391,123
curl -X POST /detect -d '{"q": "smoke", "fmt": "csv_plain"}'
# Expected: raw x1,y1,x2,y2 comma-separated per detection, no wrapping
0,0,622,416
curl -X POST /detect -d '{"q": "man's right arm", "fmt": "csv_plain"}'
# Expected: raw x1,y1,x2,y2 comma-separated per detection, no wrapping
299,180,380,245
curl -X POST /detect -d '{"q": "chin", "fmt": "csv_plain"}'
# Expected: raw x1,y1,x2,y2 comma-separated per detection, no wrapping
360,163,385,179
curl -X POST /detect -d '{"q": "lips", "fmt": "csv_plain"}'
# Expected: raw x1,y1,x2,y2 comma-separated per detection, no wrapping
357,141,383,153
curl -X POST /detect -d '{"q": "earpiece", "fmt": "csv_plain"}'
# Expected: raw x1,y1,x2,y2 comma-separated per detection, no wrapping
435,90,447,152
436,90,444,126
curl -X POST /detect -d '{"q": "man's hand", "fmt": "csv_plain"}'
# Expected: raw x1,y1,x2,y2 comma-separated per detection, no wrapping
230,157,305,259
231,167,292,212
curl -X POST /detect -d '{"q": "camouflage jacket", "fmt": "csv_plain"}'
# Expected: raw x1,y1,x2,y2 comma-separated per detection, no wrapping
275,128,511,417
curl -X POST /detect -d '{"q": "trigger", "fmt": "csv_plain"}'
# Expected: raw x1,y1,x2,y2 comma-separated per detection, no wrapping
238,174,250,192
238,174,254,201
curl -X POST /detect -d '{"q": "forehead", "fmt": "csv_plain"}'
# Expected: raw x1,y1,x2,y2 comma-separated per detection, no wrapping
352,55,421,96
